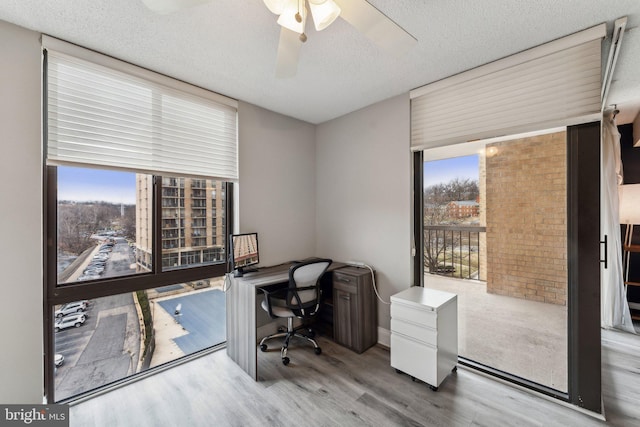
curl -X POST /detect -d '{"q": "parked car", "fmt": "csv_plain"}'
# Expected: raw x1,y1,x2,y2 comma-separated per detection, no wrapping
87,262,106,269
55,353,64,367
55,301,88,318
54,313,86,332
84,266,104,275
190,280,210,289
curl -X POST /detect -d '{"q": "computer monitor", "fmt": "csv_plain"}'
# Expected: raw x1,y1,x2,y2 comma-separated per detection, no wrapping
229,232,259,277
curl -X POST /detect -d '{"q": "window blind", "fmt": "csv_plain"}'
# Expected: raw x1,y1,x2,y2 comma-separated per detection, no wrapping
44,36,238,181
410,24,606,151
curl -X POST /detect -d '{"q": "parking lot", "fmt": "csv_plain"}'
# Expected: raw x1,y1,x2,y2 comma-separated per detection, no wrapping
54,238,141,400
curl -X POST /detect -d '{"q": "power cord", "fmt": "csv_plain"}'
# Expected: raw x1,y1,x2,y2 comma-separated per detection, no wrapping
346,261,390,305
223,273,233,292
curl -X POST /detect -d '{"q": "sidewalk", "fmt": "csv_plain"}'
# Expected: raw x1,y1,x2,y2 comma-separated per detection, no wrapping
149,297,188,368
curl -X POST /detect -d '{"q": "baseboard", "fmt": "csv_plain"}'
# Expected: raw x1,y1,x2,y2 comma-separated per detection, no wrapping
378,326,390,348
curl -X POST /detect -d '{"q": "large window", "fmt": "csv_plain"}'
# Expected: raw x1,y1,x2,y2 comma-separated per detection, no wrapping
44,37,237,402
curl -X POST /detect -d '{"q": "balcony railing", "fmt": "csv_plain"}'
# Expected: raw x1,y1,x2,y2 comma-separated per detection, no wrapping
424,225,485,280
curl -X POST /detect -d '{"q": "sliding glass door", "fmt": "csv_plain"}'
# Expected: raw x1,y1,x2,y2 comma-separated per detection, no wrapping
414,123,601,410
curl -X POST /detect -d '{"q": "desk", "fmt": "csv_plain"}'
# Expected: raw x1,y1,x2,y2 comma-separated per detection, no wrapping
225,261,345,380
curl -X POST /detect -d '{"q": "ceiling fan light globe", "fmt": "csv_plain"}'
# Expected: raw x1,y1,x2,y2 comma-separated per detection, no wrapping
308,0,340,31
277,2,307,34
263,0,288,15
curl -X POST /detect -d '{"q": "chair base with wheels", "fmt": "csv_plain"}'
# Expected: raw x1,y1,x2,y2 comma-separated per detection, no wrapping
258,258,332,366
258,317,321,365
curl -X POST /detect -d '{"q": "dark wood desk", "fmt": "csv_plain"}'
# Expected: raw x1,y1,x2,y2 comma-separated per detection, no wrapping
225,261,345,380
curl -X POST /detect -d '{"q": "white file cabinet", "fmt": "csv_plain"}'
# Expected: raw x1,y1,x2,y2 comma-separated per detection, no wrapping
390,287,458,391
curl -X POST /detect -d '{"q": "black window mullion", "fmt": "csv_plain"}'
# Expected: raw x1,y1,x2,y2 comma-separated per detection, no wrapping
44,165,56,402
225,181,234,270
153,175,162,272
413,151,424,287
50,262,228,305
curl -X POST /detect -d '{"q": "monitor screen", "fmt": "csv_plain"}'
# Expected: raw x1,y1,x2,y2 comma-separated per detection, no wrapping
230,232,259,273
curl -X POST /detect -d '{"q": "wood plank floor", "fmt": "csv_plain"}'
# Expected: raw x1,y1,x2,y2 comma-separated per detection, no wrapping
70,328,639,426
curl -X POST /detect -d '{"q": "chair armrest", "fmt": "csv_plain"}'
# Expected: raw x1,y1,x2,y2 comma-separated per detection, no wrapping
260,286,288,318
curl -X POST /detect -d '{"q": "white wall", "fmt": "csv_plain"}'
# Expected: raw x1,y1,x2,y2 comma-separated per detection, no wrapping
0,21,44,403
238,102,317,266
316,94,413,334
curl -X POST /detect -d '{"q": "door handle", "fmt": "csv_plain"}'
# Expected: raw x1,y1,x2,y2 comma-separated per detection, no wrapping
600,235,608,269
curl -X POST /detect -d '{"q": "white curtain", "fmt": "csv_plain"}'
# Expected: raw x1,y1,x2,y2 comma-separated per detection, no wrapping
601,109,635,333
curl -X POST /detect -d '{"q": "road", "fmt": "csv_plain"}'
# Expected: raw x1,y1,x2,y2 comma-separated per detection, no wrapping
54,238,141,401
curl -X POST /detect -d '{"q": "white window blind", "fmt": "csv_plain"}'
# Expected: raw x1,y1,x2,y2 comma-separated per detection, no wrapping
44,36,238,181
410,24,606,151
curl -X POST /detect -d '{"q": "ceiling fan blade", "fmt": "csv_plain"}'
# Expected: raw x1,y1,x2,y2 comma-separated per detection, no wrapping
337,0,417,57
276,28,303,78
141,0,210,14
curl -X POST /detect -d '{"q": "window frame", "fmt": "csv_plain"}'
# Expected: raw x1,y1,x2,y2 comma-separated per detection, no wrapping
44,167,234,402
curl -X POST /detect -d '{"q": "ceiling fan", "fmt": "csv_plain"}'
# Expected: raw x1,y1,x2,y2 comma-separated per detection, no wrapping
141,0,417,78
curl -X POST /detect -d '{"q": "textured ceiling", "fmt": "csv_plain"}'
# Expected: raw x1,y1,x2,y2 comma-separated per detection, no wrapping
1,0,640,124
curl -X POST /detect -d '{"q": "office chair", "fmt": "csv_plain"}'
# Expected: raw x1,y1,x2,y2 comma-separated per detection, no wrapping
259,258,332,365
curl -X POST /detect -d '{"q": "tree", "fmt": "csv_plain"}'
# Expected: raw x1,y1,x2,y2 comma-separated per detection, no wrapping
424,178,479,226
424,177,479,215
423,177,479,276
57,201,130,255
424,228,456,274
121,205,136,239
57,203,96,254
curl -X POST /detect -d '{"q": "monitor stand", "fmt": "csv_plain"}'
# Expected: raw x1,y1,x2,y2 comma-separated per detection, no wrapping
234,267,258,277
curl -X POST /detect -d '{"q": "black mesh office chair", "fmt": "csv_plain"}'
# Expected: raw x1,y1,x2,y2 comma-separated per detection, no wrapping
259,258,332,365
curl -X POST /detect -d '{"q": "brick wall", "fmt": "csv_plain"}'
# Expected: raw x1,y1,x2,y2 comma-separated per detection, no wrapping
486,131,567,305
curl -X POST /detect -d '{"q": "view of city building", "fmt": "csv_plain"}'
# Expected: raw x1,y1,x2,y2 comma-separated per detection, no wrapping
136,176,226,271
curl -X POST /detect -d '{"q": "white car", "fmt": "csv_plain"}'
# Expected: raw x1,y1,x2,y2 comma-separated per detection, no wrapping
54,313,86,332
55,301,88,318
55,353,64,367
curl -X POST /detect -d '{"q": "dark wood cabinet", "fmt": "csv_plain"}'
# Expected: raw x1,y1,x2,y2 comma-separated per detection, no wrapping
332,267,377,353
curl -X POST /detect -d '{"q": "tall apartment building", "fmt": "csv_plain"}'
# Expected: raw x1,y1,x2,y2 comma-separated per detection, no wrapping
135,175,226,271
